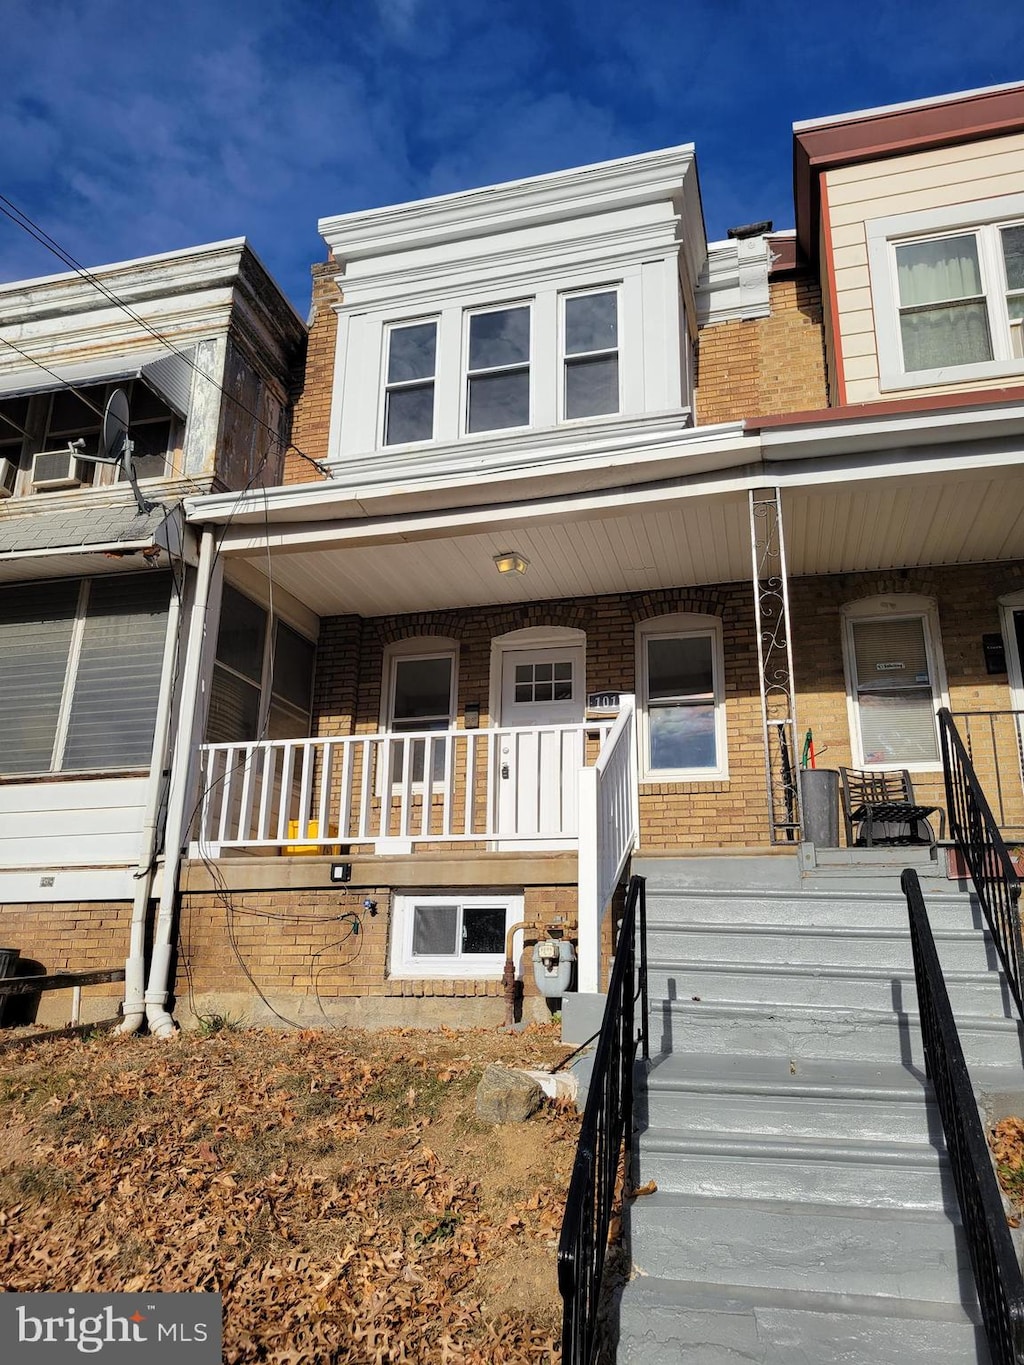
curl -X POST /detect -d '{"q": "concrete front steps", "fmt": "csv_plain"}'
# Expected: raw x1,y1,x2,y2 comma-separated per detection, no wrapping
614,857,1022,1364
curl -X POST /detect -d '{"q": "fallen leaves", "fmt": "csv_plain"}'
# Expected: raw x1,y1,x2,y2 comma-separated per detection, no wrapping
0,1026,576,1363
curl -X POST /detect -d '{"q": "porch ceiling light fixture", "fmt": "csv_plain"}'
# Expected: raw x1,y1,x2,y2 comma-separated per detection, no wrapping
493,549,529,575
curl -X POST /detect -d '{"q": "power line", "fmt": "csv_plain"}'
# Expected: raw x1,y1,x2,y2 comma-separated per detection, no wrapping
0,191,331,478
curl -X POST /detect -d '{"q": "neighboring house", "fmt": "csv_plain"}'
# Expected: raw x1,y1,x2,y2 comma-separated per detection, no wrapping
0,240,305,1028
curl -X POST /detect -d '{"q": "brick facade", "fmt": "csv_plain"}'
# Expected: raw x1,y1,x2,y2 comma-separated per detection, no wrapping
696,273,827,425
175,882,575,1025
175,557,1024,1019
283,258,340,485
0,901,132,1026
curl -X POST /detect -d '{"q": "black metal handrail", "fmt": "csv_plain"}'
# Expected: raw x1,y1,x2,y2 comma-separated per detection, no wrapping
902,868,1024,1365
939,708,1024,1017
558,874,648,1365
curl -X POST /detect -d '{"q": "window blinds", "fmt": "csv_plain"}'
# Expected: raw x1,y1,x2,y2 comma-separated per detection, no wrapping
0,580,78,773
851,616,938,763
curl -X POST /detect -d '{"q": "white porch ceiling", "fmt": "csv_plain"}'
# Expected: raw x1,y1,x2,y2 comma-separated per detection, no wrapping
232,468,1024,619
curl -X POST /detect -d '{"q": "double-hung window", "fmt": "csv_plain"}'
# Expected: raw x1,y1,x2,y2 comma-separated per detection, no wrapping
466,305,530,432
842,599,945,769
868,196,1024,388
0,574,170,774
384,320,437,445
383,642,457,783
637,615,727,780
563,289,619,418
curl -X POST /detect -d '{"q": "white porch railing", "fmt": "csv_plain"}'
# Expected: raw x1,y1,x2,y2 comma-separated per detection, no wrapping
576,696,639,994
194,722,612,854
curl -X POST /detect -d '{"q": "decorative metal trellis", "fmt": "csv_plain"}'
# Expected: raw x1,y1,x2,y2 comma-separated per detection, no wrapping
749,486,802,843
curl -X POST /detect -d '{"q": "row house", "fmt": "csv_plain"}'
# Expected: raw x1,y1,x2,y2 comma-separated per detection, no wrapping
3,81,1024,1033
165,81,1024,1029
0,241,305,1029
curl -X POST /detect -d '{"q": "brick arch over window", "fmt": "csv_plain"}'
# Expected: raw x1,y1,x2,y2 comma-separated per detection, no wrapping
629,588,727,624
374,612,468,645
487,602,590,634
839,572,939,603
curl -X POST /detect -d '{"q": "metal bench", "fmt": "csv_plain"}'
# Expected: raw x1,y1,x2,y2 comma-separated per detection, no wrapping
839,767,944,848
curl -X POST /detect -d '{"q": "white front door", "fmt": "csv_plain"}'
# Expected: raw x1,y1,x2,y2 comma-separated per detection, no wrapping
496,645,585,842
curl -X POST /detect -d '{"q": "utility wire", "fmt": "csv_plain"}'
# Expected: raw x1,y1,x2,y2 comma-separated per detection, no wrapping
0,191,331,478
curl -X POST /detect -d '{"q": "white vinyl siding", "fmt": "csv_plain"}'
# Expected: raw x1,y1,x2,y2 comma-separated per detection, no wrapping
843,603,945,769
825,133,1024,401
0,574,170,775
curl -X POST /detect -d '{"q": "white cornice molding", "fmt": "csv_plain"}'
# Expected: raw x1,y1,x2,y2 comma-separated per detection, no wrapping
320,145,707,295
321,145,696,254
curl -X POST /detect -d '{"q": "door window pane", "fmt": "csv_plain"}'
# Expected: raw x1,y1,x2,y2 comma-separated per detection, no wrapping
216,585,266,681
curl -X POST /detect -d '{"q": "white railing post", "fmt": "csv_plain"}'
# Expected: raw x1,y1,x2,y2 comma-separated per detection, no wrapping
577,763,600,994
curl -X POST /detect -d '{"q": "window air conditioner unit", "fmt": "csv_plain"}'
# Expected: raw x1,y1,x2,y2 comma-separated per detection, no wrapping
31,447,85,490
0,455,17,498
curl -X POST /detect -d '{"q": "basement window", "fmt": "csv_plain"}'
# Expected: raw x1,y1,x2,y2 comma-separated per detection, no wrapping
389,893,522,978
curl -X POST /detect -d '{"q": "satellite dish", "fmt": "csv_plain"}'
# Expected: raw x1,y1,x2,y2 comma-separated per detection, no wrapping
100,388,130,464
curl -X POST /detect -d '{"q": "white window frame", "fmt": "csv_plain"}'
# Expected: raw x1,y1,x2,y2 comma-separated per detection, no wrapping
389,893,523,978
462,301,532,436
560,286,620,422
206,583,317,744
379,316,439,447
867,192,1024,392
841,595,948,773
636,613,728,782
379,637,458,791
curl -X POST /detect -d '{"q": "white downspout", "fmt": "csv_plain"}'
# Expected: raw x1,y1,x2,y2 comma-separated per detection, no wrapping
146,525,218,1037
115,573,184,1034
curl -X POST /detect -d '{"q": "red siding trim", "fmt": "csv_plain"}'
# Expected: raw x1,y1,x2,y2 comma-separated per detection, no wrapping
818,177,847,409
746,382,1024,432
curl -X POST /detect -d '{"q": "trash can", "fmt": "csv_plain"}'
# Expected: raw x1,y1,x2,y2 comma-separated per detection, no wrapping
0,947,21,1028
800,769,840,848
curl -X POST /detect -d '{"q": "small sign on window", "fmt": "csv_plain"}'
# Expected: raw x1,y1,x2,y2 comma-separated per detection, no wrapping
875,662,905,671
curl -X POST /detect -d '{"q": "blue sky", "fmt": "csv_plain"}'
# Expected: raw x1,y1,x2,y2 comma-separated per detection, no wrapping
1,0,1022,313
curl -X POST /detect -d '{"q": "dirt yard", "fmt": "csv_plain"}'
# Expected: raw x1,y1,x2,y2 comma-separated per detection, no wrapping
0,1023,581,1362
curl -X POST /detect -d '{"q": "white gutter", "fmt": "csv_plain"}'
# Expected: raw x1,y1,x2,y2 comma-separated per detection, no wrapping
145,525,218,1037
116,572,184,1034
